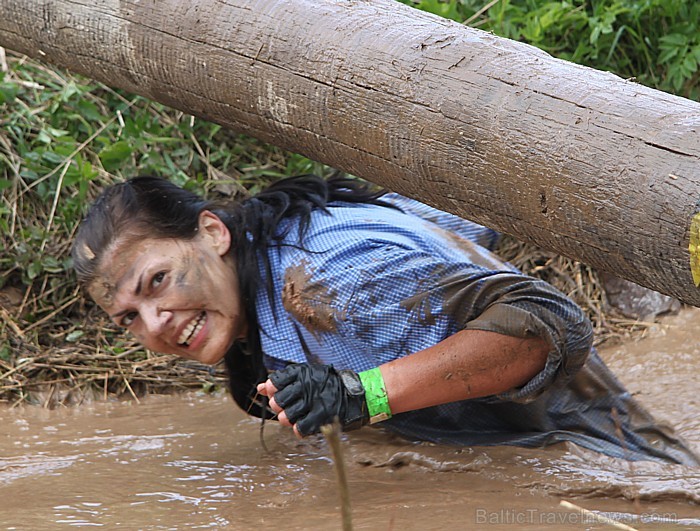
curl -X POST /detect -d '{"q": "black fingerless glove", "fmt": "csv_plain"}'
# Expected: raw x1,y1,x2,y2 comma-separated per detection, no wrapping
269,363,370,436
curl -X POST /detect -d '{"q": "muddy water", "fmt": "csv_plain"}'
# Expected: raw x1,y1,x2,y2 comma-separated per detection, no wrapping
2,311,700,530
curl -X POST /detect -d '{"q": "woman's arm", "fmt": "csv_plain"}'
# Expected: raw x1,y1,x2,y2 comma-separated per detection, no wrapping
257,328,549,434
380,328,549,415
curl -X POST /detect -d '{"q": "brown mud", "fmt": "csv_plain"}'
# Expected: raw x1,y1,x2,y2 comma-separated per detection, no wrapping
282,259,341,336
1,309,700,529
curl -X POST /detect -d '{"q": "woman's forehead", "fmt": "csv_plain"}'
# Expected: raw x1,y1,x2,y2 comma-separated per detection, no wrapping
88,236,195,307
89,237,158,305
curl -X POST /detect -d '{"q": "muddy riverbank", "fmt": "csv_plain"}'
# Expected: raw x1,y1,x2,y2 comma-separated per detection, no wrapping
1,309,699,530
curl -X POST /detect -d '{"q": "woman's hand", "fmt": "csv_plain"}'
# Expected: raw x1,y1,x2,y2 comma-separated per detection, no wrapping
256,364,369,437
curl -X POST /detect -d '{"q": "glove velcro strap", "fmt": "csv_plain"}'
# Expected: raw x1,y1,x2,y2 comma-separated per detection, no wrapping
358,367,392,424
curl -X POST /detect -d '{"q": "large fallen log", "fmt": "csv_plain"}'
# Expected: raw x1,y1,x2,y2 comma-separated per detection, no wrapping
1,0,699,304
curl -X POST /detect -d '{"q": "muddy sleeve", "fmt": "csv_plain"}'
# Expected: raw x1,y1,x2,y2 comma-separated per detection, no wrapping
456,273,593,403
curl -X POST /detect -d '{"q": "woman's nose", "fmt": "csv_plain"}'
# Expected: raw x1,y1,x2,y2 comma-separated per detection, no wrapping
140,305,171,335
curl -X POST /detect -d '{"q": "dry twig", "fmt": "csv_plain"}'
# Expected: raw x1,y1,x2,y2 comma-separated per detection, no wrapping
559,500,639,531
321,420,353,531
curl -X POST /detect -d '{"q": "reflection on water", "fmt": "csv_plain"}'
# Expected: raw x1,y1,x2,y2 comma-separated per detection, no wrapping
1,309,700,529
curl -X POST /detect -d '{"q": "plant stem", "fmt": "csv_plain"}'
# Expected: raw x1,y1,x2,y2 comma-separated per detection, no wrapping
321,420,353,531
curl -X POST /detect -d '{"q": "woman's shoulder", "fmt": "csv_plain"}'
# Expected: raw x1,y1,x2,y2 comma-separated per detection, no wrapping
272,194,506,271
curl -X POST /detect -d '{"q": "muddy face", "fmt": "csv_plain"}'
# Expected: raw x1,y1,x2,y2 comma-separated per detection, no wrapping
89,211,246,365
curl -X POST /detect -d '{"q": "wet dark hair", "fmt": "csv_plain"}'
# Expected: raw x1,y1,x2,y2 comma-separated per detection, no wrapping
72,174,387,417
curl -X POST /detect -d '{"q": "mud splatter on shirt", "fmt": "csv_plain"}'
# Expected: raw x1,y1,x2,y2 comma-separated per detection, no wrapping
282,259,342,336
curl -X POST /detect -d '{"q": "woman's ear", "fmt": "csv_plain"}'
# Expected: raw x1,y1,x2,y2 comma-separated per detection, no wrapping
197,210,232,256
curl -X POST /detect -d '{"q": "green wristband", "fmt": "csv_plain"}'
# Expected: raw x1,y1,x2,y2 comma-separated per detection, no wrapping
358,367,392,424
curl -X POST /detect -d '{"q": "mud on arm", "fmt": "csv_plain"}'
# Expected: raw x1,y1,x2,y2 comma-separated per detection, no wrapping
451,273,593,402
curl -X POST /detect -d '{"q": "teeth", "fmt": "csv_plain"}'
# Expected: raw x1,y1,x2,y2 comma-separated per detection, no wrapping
178,312,206,346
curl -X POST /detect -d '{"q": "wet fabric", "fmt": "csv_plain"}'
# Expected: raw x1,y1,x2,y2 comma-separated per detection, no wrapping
253,193,699,465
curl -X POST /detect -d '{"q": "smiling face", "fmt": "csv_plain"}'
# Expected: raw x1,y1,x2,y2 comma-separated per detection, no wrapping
89,211,246,365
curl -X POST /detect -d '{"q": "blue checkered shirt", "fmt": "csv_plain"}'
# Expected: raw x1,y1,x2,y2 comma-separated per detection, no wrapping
254,194,698,464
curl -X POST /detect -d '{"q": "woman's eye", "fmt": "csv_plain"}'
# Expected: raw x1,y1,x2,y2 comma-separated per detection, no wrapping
122,311,138,327
152,271,166,288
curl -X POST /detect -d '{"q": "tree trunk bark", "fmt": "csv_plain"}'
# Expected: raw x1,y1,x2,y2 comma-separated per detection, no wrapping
2,0,700,304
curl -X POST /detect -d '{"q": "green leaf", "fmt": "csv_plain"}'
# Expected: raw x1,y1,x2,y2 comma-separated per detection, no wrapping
41,151,65,164
683,54,698,73
77,99,104,121
0,82,19,104
36,130,53,144
99,141,133,171
47,127,70,138
41,256,63,273
59,81,82,102
81,160,98,180
658,46,680,64
27,261,42,280
660,33,688,47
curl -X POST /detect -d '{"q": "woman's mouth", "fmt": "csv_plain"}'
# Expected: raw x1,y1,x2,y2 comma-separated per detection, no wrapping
178,312,207,347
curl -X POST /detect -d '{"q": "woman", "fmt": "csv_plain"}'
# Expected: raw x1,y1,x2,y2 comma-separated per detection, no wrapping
72,174,698,465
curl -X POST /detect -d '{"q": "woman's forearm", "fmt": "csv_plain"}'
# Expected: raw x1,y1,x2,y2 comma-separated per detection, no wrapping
258,329,551,435
380,329,550,415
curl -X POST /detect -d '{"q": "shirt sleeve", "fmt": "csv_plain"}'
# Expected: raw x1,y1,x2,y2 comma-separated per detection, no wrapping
453,272,593,402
